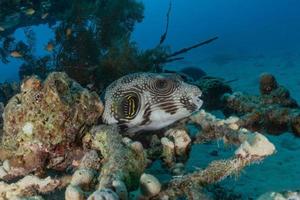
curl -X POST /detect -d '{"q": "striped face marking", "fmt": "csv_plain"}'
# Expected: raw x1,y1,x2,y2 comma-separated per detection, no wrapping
122,94,139,119
103,73,203,133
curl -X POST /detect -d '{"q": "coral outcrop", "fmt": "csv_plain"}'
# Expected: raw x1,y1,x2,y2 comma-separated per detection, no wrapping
0,72,103,180
222,73,300,135
194,76,232,110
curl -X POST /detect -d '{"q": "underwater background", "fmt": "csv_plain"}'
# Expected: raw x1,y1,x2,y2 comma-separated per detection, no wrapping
1,0,300,199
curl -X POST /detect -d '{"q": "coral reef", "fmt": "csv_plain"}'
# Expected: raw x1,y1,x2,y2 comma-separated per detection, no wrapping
0,72,103,180
0,107,275,199
222,73,300,135
0,72,276,199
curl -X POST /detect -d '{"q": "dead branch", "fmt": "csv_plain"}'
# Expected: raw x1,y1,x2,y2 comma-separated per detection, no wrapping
167,36,218,58
159,1,172,45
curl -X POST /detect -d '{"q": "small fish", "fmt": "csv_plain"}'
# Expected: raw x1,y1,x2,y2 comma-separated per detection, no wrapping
0,26,5,32
41,13,48,19
25,8,35,16
45,42,54,52
66,28,72,37
10,51,23,58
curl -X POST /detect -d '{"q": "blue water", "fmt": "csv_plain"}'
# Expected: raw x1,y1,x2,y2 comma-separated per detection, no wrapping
2,0,300,83
1,0,300,199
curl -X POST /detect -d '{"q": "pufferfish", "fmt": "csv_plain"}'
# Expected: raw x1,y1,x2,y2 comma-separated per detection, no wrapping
102,72,203,133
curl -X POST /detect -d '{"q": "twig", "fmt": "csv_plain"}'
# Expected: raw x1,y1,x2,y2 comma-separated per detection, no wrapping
164,57,185,63
159,1,172,45
167,36,218,58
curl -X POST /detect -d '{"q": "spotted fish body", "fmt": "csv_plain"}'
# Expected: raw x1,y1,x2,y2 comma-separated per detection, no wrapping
103,72,203,133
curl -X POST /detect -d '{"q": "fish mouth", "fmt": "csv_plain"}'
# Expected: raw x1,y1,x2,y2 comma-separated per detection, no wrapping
192,95,203,111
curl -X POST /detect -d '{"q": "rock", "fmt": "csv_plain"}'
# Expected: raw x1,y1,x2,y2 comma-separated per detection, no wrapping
0,72,104,180
2,160,10,172
70,169,95,187
259,73,278,95
112,180,128,200
291,114,300,136
65,185,85,200
87,189,119,200
139,173,161,198
129,141,144,153
161,137,175,167
3,72,103,152
194,76,232,110
79,150,100,170
0,166,8,178
235,133,275,158
11,196,45,200
165,129,191,159
90,125,147,191
171,162,185,175
257,191,292,200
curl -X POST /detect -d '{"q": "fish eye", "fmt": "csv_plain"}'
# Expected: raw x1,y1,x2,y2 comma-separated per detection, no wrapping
155,79,169,89
120,92,140,119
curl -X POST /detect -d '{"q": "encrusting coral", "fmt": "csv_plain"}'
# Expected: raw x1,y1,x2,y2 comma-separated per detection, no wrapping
0,72,103,180
85,125,147,199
